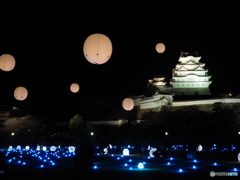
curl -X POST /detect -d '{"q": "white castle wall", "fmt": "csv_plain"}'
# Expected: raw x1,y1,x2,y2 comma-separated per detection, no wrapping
172,98,240,106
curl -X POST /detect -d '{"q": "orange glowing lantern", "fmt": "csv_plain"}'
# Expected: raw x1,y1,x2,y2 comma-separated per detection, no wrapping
122,98,134,111
14,86,28,101
83,33,112,65
155,43,165,53
70,83,80,93
0,54,16,71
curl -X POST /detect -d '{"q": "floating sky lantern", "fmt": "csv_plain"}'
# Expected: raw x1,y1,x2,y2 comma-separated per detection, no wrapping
14,86,28,101
155,43,165,53
122,98,134,111
70,83,80,93
83,33,112,65
0,54,16,71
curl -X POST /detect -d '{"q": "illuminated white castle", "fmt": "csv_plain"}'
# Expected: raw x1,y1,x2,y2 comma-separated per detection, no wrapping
131,51,240,110
170,51,212,96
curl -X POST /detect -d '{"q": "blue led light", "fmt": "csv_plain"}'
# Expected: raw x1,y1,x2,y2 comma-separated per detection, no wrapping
52,163,55,165
117,157,120,160
129,167,132,170
214,162,217,166
170,157,173,160
233,168,237,171
22,162,26,165
167,162,170,165
93,165,97,169
179,169,183,172
192,165,196,169
193,159,197,162
124,163,128,166
40,165,44,168
129,159,132,162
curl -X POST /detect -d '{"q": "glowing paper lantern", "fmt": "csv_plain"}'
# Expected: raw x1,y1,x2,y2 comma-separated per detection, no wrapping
138,163,144,169
83,33,112,65
122,98,134,111
0,54,16,71
14,86,28,101
25,146,30,150
103,148,108,154
155,43,165,53
42,146,47,151
123,149,129,156
8,146,13,151
197,145,203,151
68,146,75,153
17,145,21,150
70,83,80,93
36,146,41,151
50,146,56,151
149,147,157,157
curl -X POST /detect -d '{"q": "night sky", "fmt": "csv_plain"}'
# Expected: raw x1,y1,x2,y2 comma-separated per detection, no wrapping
0,2,239,120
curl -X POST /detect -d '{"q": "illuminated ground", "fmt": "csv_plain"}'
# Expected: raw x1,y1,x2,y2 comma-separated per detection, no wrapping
1,148,239,179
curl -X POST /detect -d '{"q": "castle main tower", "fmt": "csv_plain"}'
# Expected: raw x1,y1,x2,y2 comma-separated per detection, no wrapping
169,51,212,96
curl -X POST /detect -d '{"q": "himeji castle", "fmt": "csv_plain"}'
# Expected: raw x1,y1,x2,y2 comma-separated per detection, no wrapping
130,51,240,110
170,51,212,96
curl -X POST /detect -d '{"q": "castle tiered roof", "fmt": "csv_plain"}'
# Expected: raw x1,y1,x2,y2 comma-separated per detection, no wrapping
148,75,167,87
170,52,212,90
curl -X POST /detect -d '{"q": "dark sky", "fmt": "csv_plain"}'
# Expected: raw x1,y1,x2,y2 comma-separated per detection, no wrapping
0,2,239,120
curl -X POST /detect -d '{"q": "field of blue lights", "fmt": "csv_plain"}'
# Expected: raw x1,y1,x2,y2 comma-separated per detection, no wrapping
1,145,239,179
